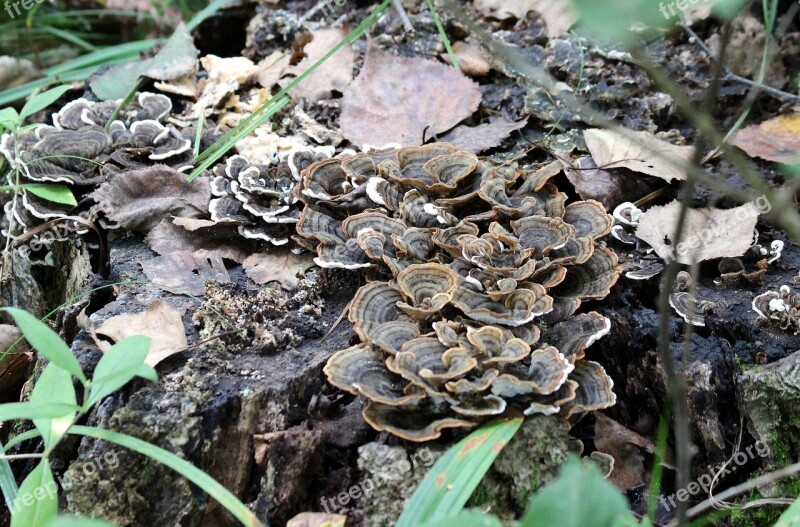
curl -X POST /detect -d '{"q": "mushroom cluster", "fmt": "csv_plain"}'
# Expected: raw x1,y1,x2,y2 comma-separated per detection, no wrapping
208,146,334,245
753,285,800,334
295,143,622,441
1,93,217,239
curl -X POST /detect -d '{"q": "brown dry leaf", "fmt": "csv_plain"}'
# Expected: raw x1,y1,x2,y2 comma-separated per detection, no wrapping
94,301,188,367
287,513,347,527
441,41,491,77
141,250,231,296
146,217,252,263
730,113,800,164
243,250,315,290
440,116,527,154
635,200,760,265
559,155,628,210
584,129,694,182
91,165,210,232
0,325,31,394
594,414,655,491
473,0,577,36
280,28,354,103
257,51,291,89
340,45,482,147
706,13,785,87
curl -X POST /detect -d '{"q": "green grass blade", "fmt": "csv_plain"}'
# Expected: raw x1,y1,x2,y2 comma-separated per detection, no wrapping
775,497,800,527
5,430,42,451
22,184,77,206
69,425,264,527
425,0,459,70
186,0,230,31
44,516,117,527
0,439,18,512
19,85,72,121
38,26,97,52
396,417,523,527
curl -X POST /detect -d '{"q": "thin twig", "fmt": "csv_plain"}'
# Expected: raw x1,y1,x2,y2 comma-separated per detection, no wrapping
392,0,416,35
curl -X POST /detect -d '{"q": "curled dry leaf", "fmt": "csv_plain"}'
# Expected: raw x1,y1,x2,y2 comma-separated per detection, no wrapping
242,249,316,290
730,113,800,165
583,129,695,182
0,325,31,394
141,250,231,296
92,301,189,367
441,41,491,76
560,155,629,210
90,165,211,232
441,116,528,154
473,0,577,36
279,28,355,103
594,413,658,491
145,217,253,263
340,45,482,147
635,199,760,264
286,512,346,527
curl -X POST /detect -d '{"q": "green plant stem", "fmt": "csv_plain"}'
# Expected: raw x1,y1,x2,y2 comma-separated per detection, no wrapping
426,0,459,70
69,425,263,527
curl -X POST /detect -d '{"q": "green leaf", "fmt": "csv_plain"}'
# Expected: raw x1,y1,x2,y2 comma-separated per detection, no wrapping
775,496,800,527
30,363,77,449
572,0,669,45
11,459,57,527
23,185,78,207
0,439,19,511
1,308,87,384
424,510,504,527
90,23,198,100
520,457,630,527
396,418,523,527
19,85,72,121
69,425,264,527
87,336,156,407
0,402,81,423
0,107,20,130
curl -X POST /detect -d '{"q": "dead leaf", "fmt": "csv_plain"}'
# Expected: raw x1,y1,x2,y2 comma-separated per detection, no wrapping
243,250,315,290
340,45,481,147
280,28,354,103
730,113,800,164
146,217,253,263
93,301,188,367
141,251,231,296
440,116,527,154
559,155,629,210
584,129,695,182
635,200,761,264
154,71,199,98
594,414,655,491
441,41,491,77
473,0,577,36
257,51,291,89
0,325,31,394
91,23,198,100
287,512,347,527
90,165,210,232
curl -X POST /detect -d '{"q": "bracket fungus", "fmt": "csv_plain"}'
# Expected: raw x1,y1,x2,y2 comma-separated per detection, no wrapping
752,285,800,334
299,143,621,441
2,93,222,250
